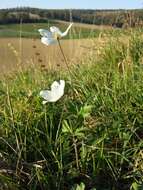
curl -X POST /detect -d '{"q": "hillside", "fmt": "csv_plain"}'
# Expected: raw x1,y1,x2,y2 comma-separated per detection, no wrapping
1,29,143,189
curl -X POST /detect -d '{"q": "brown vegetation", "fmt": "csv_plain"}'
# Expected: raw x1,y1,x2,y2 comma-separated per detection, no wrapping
0,37,102,74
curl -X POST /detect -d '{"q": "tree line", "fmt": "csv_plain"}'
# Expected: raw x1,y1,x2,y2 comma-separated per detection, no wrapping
0,7,143,27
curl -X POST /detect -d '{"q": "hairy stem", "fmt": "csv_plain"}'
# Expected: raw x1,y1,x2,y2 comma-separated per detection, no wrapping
57,39,72,76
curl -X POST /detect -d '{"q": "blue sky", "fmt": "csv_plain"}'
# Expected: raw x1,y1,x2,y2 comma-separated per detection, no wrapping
1,0,143,9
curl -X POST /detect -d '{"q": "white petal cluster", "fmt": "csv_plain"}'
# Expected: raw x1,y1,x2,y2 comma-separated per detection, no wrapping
40,80,65,104
38,23,73,46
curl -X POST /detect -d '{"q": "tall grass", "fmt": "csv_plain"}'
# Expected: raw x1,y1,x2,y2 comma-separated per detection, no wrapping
0,30,143,190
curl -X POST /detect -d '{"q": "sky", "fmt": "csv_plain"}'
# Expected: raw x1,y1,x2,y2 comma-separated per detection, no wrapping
1,0,143,10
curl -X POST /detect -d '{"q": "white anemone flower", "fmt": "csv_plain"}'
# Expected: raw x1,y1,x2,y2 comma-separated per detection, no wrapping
38,23,73,46
40,80,65,104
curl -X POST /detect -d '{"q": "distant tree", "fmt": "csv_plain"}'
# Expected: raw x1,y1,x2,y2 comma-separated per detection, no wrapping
0,7,143,27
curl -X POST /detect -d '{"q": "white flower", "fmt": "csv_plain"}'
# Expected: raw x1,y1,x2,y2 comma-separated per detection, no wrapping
38,23,73,46
40,80,65,104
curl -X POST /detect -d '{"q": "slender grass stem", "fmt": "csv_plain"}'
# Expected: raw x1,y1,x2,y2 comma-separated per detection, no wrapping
7,85,20,152
7,85,21,175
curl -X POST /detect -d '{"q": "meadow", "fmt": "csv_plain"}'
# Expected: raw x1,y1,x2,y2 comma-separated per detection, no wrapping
0,21,143,190
0,21,111,74
0,21,105,38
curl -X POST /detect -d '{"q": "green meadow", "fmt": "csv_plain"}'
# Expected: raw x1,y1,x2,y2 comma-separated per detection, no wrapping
0,23,143,190
0,22,97,39
0,21,124,39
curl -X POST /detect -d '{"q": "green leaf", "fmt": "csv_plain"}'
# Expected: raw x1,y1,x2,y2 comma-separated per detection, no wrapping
71,182,85,190
62,120,72,134
130,182,143,190
78,105,93,118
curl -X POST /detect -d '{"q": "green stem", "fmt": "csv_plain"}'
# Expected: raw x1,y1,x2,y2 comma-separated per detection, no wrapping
73,136,80,171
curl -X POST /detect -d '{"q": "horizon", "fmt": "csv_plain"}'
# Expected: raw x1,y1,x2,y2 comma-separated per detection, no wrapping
0,6,143,11
1,7,143,11
0,0,143,10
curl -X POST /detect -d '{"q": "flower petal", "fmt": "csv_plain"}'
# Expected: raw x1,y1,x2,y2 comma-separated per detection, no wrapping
59,80,65,90
41,37,57,46
40,90,52,100
61,23,73,37
42,100,48,105
50,26,62,35
40,80,65,103
38,29,53,38
51,81,60,91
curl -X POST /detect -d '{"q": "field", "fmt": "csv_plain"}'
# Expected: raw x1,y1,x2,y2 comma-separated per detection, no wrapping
0,21,107,38
0,21,143,190
0,38,96,73
0,21,111,74
0,22,115,74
